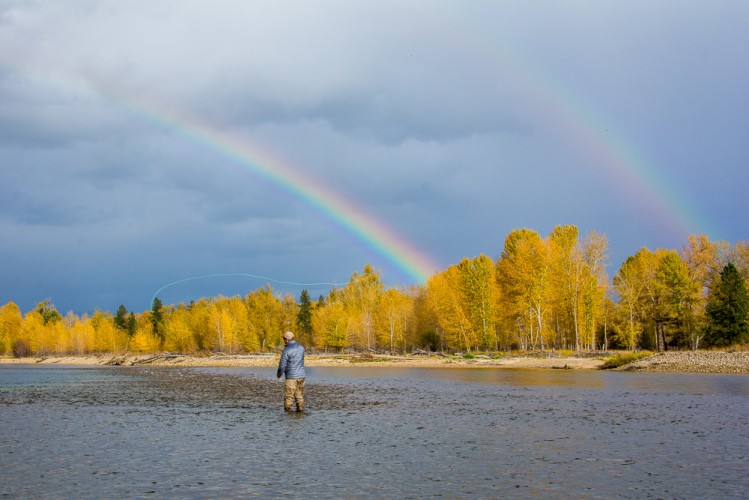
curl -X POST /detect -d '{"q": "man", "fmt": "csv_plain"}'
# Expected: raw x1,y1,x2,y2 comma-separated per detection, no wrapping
276,331,305,412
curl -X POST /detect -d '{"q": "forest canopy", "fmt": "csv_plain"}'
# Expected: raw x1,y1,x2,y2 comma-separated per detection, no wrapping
2,228,748,357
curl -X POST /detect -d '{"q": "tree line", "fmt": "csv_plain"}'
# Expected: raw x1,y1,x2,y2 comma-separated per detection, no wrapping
2,227,748,357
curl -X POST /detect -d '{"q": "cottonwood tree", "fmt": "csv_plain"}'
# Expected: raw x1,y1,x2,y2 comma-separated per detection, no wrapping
427,266,474,352
496,229,551,351
376,288,413,353
163,308,197,353
0,302,23,355
653,251,698,350
312,294,347,351
613,249,651,349
341,265,383,350
548,225,584,350
245,285,284,351
458,255,498,350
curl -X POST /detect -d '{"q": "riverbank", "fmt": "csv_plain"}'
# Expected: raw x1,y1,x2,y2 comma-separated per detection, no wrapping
616,350,749,374
2,350,747,373
0,352,602,370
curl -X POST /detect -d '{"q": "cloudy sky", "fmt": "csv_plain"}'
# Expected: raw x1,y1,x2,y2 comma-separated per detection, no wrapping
1,1,747,314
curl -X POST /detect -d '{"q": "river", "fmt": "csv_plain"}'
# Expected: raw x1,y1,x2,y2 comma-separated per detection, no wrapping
1,364,747,498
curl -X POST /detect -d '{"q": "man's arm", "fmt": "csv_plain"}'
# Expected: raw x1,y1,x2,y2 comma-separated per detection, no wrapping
277,348,288,378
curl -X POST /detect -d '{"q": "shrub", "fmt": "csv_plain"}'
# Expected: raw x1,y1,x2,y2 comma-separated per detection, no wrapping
600,351,652,369
12,339,32,358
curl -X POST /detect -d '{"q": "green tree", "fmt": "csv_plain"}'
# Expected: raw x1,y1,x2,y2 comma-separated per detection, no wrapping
114,305,128,330
151,297,164,344
297,290,313,342
126,313,137,338
705,262,749,347
35,300,62,326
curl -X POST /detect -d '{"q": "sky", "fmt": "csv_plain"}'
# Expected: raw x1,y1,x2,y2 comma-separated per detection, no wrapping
1,1,747,315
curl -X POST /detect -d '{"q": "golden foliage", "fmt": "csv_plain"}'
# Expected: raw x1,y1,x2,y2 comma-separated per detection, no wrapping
2,230,746,356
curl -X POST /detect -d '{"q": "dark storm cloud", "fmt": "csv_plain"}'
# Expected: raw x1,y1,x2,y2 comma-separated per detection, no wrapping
0,1,747,313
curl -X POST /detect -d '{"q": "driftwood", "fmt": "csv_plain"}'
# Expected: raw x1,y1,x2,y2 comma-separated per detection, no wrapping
130,353,182,365
107,353,130,366
209,353,274,359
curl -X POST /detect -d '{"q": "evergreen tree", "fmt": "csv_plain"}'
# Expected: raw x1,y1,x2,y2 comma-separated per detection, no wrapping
151,297,164,343
705,263,749,347
126,313,137,338
114,305,128,330
297,290,313,340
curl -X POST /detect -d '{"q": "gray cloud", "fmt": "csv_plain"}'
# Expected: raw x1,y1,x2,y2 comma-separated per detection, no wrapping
0,1,747,312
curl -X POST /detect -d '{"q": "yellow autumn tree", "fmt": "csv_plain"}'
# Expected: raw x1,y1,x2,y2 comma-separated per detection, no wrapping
246,285,284,351
312,294,348,351
375,288,414,353
580,231,609,350
612,248,653,349
458,255,499,350
341,265,383,350
681,235,729,349
427,266,474,352
90,310,128,353
131,313,161,352
163,307,197,353
66,313,95,354
280,293,300,341
548,225,583,349
496,228,551,350
0,302,23,355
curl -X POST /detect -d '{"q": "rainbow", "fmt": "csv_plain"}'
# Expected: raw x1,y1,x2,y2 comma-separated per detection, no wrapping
1,13,712,284
107,92,439,284
0,59,439,284
428,9,710,240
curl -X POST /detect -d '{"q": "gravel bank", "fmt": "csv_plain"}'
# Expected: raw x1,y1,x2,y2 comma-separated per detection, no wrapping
620,351,749,374
3,351,747,373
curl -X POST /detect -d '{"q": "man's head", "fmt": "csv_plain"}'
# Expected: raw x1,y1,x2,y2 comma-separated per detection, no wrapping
282,331,294,344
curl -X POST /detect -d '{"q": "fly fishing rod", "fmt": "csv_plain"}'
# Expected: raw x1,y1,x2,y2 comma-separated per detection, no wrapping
150,273,341,309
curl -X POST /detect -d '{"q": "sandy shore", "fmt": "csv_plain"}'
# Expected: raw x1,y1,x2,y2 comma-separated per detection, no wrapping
2,350,747,373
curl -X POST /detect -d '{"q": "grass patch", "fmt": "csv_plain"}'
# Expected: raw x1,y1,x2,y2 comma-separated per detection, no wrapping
462,353,476,360
349,356,391,364
600,351,653,369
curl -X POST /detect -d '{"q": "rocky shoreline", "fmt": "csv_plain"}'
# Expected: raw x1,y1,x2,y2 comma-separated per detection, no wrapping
617,351,749,374
1,350,747,373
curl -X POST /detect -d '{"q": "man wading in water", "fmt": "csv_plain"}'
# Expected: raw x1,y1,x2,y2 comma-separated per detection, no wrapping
276,331,305,412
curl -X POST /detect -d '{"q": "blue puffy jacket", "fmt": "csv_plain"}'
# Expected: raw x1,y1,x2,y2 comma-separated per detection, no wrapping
277,340,305,379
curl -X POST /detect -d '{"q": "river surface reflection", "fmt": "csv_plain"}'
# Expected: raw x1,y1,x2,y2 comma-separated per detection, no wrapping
1,364,747,498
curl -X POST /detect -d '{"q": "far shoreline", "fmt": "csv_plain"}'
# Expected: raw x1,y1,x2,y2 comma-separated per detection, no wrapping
2,350,747,374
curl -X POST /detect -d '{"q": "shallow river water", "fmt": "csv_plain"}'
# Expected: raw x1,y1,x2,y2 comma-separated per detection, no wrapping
1,364,747,498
